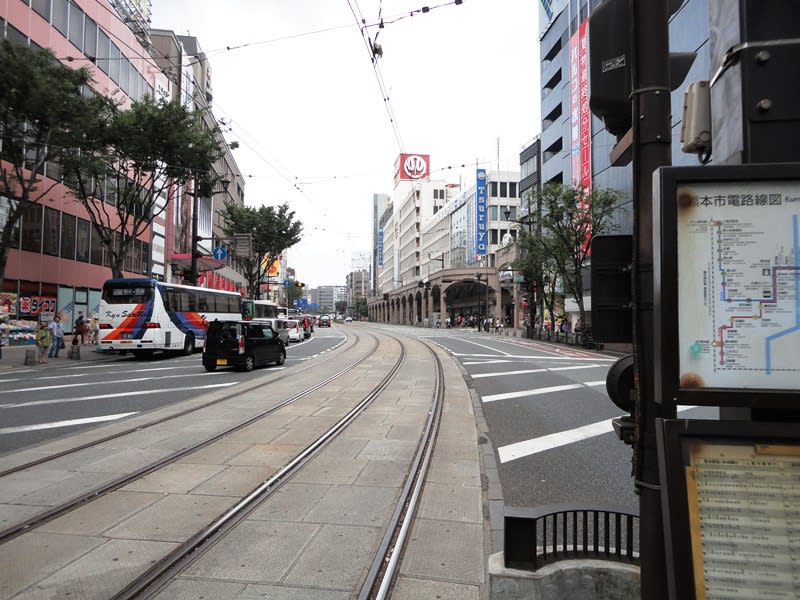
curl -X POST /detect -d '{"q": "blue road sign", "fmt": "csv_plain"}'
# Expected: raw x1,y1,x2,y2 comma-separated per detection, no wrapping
283,279,292,288
212,247,227,260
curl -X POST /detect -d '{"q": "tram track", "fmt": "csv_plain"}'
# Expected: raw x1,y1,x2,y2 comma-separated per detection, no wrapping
0,330,374,544
1,329,473,600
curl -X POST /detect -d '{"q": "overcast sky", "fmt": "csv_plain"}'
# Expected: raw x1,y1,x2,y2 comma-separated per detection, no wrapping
150,0,541,288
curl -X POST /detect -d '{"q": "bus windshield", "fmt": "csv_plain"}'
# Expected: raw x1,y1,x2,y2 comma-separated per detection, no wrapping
102,283,154,304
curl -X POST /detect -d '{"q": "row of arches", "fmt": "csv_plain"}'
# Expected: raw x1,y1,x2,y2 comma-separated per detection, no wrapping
367,269,507,327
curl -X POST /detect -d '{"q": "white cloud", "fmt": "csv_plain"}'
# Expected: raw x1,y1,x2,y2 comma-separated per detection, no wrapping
150,0,541,287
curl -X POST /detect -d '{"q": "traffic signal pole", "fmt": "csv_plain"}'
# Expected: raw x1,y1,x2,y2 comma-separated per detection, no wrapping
630,0,675,598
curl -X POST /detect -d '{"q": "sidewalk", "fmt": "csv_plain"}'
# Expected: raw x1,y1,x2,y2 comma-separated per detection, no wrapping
0,343,112,370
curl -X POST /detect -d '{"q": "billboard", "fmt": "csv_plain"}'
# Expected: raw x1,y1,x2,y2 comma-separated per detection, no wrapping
475,169,488,256
570,20,591,191
394,153,430,187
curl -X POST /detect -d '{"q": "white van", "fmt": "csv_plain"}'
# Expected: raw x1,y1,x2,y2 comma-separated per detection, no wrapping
252,318,289,345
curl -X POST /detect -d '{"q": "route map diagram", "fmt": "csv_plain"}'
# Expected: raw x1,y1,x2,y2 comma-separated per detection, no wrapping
677,180,800,390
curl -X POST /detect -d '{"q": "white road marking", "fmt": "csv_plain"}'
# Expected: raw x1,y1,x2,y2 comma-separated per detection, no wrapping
0,373,222,394
455,353,615,362
0,412,139,435
483,384,584,403
471,365,605,378
497,406,699,463
0,382,238,409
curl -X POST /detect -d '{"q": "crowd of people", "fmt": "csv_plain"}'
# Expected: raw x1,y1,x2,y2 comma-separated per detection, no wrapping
32,311,99,365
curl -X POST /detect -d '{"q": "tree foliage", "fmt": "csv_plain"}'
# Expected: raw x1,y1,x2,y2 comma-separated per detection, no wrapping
63,96,224,279
513,183,624,329
219,202,303,299
0,40,110,287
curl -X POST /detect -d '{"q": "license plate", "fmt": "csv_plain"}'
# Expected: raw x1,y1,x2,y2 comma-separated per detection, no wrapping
120,340,132,344
216,358,228,366
123,333,134,339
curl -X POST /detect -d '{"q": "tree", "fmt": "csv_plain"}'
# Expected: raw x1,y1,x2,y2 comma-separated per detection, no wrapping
355,296,368,318
335,300,347,316
219,202,302,299
63,95,224,279
532,183,624,329
514,230,563,331
0,40,112,288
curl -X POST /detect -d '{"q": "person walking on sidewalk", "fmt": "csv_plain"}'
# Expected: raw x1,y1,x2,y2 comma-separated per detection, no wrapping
73,311,86,345
48,315,65,358
36,321,52,364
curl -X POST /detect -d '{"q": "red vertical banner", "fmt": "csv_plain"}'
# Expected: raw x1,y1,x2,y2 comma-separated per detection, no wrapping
578,19,592,193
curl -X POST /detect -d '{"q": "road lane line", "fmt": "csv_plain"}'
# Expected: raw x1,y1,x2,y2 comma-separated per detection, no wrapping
497,406,700,463
0,412,139,435
483,384,584,403
0,382,238,409
472,368,548,378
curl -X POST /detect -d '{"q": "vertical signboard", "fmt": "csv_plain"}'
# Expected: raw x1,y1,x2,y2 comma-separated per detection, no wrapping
476,169,488,256
377,228,384,266
570,20,592,190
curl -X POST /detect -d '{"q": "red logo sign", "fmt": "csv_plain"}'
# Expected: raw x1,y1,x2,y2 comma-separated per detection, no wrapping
395,153,430,185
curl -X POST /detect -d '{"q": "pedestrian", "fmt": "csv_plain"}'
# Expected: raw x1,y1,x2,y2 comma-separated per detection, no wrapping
48,315,65,358
36,321,52,364
90,314,99,345
0,317,9,360
74,311,86,344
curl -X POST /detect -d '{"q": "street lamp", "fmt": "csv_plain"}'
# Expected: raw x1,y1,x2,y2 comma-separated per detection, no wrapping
188,177,230,287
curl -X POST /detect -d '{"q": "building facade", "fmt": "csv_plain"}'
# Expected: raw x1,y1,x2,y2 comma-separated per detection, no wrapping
0,1,246,346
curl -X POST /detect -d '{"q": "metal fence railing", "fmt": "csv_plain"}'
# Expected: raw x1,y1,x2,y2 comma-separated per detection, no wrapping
504,504,640,570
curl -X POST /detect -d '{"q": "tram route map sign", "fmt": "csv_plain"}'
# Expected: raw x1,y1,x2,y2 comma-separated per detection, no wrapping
676,179,800,390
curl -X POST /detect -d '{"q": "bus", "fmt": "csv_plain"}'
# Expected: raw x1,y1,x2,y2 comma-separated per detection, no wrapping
99,278,245,358
251,299,288,319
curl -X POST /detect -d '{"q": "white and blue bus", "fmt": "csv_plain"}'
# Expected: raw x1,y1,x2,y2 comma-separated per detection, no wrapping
99,278,245,358
251,299,288,320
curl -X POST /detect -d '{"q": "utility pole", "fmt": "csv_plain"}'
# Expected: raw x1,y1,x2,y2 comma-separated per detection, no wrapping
630,1,675,597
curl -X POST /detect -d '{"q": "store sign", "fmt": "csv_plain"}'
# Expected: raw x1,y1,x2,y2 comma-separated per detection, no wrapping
395,153,430,185
19,295,56,315
476,169,488,255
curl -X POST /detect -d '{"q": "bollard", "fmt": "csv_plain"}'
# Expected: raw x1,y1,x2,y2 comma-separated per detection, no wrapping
68,345,81,360
25,349,37,365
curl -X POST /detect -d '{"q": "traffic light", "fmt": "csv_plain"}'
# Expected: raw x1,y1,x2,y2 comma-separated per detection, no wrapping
294,281,305,288
588,0,696,138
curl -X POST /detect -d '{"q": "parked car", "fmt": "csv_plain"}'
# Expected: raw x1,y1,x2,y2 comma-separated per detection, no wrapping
286,319,302,342
203,320,286,372
318,315,331,327
345,316,353,322
253,317,289,345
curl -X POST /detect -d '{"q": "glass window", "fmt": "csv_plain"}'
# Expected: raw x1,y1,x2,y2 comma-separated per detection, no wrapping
120,58,130,95
510,182,517,198
83,17,97,59
500,181,508,198
109,43,120,84
20,202,43,253
43,207,60,256
96,29,110,74
6,23,26,44
0,196,20,249
489,205,498,220
60,212,76,259
90,225,103,265
141,242,150,274
103,283,153,304
133,239,143,274
31,0,51,22
490,181,498,198
68,2,83,49
52,0,68,36
76,218,90,262
490,229,499,245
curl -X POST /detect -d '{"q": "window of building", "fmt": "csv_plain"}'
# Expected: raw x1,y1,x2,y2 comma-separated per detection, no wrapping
60,212,76,259
52,0,68,36
109,43,120,84
490,181,498,197
76,218,90,262
20,202,43,253
96,29,110,74
500,181,508,197
84,17,97,60
90,224,103,265
510,182,517,198
68,2,83,49
6,23,26,44
31,0,51,22
0,196,20,249
490,229,499,245
43,207,60,256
